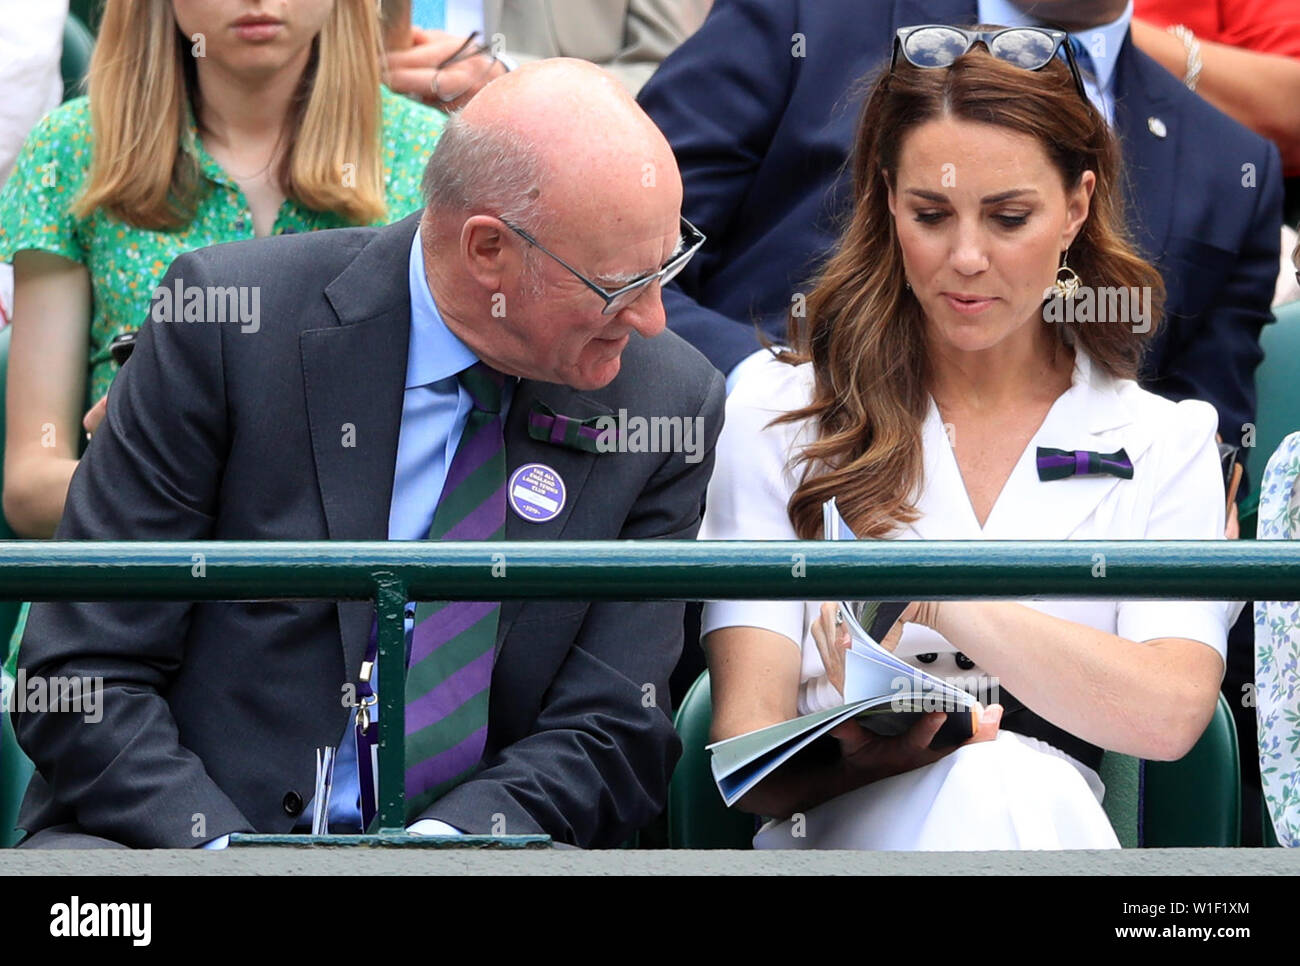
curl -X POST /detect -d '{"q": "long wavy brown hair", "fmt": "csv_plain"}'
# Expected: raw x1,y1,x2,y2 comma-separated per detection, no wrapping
779,43,1165,540
73,0,388,229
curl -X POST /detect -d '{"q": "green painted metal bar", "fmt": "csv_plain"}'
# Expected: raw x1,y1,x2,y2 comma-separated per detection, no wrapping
374,577,408,833
0,540,1297,600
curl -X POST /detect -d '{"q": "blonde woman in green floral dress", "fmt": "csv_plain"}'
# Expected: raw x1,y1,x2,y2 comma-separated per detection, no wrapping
0,0,446,673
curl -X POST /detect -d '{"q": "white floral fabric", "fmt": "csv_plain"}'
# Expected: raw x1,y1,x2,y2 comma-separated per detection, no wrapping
1255,430,1300,847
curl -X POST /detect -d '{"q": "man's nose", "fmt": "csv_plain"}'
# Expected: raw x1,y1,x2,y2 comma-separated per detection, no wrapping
618,281,668,337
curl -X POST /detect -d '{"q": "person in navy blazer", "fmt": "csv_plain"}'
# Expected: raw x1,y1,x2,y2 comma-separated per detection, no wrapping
11,62,725,849
639,0,1283,463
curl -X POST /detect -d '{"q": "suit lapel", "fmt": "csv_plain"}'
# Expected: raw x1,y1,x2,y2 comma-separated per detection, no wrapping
302,212,420,676
493,380,611,661
1112,40,1178,263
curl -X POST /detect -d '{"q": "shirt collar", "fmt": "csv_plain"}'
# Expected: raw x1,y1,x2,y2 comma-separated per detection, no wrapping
406,226,480,389
977,0,1131,95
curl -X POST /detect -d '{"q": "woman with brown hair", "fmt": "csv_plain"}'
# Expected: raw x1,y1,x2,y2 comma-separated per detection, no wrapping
700,26,1233,850
0,0,444,673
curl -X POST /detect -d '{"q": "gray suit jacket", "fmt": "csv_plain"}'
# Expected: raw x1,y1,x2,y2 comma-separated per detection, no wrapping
14,211,724,849
486,0,711,93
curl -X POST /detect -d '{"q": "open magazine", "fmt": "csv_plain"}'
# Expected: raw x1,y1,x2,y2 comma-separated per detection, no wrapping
706,498,979,807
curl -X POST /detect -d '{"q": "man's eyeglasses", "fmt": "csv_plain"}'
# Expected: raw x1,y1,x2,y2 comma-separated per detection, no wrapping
890,24,1089,101
500,216,706,315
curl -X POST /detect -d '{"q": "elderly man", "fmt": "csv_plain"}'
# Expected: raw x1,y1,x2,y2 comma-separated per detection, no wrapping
12,59,724,849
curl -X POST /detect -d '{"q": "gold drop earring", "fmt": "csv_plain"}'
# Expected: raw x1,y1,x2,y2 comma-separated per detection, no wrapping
1053,248,1082,299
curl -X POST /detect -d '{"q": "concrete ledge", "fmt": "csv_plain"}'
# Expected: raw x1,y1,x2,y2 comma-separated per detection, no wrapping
1,847,1296,875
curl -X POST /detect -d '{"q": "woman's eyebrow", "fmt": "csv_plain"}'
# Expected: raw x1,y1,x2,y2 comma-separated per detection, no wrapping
904,187,1038,203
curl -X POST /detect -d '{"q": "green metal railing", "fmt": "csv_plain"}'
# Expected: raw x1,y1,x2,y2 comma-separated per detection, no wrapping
5,539,1298,835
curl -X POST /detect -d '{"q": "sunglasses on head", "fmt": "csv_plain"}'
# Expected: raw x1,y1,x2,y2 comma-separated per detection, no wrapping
890,25,1089,101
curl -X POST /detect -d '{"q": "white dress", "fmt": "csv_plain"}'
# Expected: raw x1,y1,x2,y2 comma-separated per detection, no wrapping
700,351,1233,851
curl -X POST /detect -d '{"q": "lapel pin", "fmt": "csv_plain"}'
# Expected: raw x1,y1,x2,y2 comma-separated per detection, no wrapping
508,462,566,523
1147,116,1167,139
1036,446,1134,481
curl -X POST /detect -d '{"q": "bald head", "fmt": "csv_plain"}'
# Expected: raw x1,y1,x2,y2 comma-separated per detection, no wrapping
419,59,685,391
423,59,681,238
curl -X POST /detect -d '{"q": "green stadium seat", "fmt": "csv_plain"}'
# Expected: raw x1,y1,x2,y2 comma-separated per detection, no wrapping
1240,300,1300,536
1144,696,1240,846
61,12,95,103
667,672,752,849
668,671,1241,848
1,670,35,848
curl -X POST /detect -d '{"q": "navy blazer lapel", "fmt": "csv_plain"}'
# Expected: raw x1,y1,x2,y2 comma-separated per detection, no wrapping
1112,41,1177,263
302,212,419,675
494,379,611,658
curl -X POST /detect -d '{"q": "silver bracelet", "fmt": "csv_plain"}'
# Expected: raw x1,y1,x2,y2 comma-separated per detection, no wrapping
1167,23,1203,92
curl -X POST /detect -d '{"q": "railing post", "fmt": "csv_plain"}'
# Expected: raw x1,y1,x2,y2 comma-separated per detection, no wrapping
373,576,408,833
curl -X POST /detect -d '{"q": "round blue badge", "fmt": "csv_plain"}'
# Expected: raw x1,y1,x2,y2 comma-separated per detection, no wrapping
508,463,566,523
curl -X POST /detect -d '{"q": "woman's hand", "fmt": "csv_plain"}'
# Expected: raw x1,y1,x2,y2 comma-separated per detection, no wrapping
826,702,1003,785
83,393,108,440
383,27,507,111
878,600,944,650
813,600,950,692
809,602,851,694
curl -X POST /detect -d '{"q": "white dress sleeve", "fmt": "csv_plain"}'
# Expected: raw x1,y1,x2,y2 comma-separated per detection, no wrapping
1115,397,1231,669
699,357,811,649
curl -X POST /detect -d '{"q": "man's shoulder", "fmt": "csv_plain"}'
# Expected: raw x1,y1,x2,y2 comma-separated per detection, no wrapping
603,328,724,410
179,219,398,280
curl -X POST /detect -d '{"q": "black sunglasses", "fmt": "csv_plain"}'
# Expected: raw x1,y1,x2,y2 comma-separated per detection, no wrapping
500,216,706,315
890,25,1089,101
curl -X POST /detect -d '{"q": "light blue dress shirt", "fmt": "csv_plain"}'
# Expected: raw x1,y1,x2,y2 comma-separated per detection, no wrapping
978,0,1132,125
204,226,511,847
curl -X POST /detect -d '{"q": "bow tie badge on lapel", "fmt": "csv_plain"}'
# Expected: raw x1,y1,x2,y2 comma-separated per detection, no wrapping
1036,447,1134,482
527,400,608,454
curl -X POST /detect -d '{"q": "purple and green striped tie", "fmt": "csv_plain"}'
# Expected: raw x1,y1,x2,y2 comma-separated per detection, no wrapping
404,361,508,820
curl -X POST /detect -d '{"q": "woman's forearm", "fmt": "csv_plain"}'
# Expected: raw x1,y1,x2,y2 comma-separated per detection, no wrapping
932,601,1220,760
737,745,867,821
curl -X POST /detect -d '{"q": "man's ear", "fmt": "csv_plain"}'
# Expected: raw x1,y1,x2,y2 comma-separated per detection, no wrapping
460,215,513,291
1062,169,1096,250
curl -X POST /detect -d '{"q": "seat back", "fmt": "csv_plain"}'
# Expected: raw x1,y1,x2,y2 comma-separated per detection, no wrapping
0,671,35,848
668,673,753,849
1143,694,1241,846
669,672,1241,848
61,12,95,103
1241,300,1300,533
